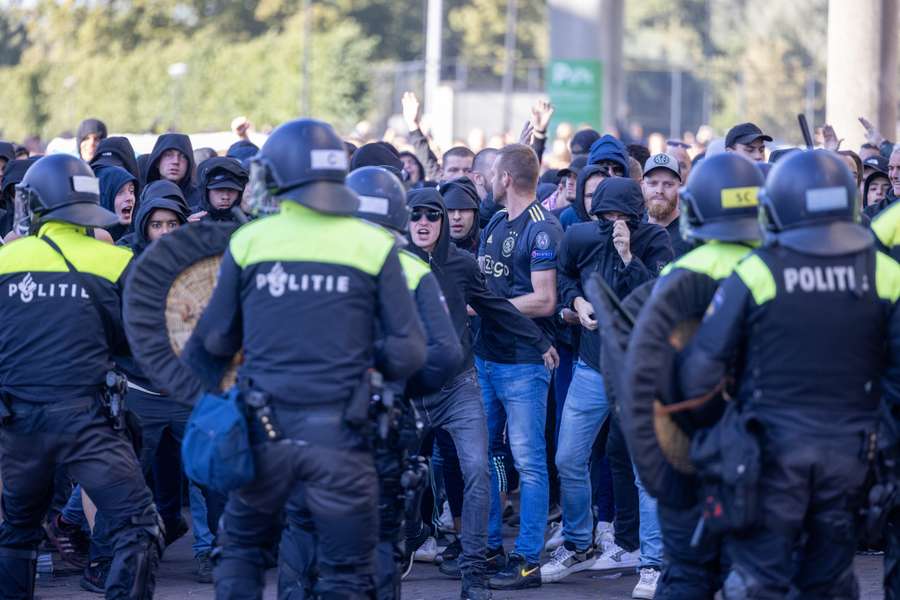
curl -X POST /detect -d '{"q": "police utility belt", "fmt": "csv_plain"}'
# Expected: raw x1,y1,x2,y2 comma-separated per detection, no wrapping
181,371,385,495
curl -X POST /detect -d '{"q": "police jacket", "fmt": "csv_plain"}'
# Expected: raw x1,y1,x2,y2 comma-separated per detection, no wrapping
558,177,673,373
398,248,463,396
680,236,900,432
407,189,550,377
0,222,132,402
182,200,426,407
873,201,900,262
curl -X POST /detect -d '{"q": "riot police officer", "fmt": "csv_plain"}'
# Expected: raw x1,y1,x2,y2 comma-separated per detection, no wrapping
0,154,162,599
281,166,462,600
679,150,900,598
639,153,765,599
182,119,427,599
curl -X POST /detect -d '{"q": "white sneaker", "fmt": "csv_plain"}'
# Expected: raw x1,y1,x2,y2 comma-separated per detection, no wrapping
588,543,640,573
593,521,614,554
540,544,597,583
632,567,660,599
439,501,455,532
544,521,565,552
413,537,438,563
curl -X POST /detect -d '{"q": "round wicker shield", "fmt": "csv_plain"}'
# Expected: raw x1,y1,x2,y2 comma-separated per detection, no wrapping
123,221,240,404
621,271,725,508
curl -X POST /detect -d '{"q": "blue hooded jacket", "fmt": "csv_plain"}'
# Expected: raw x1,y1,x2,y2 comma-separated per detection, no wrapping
97,166,137,241
587,135,630,175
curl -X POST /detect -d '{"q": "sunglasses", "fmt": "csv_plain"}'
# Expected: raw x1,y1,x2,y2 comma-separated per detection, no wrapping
666,139,691,149
410,208,442,223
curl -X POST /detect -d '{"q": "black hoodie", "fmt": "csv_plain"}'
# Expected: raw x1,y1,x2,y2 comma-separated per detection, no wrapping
145,133,200,210
440,176,481,254
0,158,40,237
117,180,190,257
90,136,141,195
197,157,248,222
406,189,550,376
557,177,674,372
76,118,107,159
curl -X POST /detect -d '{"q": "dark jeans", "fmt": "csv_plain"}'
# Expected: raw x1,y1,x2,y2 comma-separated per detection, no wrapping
434,428,464,520
94,388,227,559
887,510,900,600
606,415,639,552
414,369,491,576
656,502,725,600
723,431,867,599
0,397,160,598
215,409,378,600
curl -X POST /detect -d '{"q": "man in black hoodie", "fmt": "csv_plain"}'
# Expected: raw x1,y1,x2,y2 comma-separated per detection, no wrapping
0,140,16,180
546,177,672,583
145,133,200,210
441,176,481,254
90,136,142,197
194,157,249,223
406,187,555,600
117,180,189,255
76,118,107,162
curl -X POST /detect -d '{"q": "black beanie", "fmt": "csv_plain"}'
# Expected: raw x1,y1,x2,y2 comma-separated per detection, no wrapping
350,142,403,175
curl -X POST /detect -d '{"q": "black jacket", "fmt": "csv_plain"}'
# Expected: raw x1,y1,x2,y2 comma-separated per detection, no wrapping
90,136,141,196
407,189,550,377
196,157,248,222
558,177,674,372
117,180,189,257
0,158,40,237
398,249,464,396
145,133,200,210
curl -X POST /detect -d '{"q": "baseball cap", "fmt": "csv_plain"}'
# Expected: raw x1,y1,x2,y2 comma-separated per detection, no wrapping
642,153,681,181
558,155,588,179
570,129,601,156
207,171,245,191
863,154,889,175
725,122,773,148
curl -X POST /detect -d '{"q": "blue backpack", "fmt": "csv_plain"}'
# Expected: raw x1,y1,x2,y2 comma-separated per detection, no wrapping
182,387,256,494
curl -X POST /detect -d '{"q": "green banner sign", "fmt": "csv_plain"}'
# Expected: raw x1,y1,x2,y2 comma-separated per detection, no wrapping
547,59,603,130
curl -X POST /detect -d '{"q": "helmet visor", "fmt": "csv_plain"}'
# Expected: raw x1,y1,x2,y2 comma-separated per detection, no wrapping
247,158,279,216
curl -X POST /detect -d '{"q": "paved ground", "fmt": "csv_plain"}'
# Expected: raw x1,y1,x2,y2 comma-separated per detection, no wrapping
35,526,889,599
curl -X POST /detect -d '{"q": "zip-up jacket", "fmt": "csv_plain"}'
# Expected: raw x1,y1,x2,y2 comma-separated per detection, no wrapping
398,248,463,395
558,177,673,372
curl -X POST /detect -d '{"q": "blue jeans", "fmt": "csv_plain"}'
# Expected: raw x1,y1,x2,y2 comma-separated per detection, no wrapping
414,369,491,576
476,358,551,564
190,483,214,557
555,360,610,550
633,463,663,568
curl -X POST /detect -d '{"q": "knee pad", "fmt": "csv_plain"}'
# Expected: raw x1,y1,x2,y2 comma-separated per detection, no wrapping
105,509,164,600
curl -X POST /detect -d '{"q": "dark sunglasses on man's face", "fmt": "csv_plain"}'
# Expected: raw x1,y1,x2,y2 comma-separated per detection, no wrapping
410,208,442,223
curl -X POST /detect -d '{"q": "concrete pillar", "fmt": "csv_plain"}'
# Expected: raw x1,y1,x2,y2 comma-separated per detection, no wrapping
826,0,897,149
548,0,624,131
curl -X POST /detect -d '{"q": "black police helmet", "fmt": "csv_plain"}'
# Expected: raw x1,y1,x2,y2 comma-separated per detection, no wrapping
346,166,410,234
760,149,872,255
679,153,764,243
16,154,118,230
249,118,358,215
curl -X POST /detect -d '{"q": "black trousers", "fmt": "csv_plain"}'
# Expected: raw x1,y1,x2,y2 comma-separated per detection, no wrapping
0,396,161,599
722,432,867,600
656,501,726,600
214,410,379,600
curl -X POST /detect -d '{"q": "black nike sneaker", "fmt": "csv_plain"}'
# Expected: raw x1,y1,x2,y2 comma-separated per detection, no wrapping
488,552,540,590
